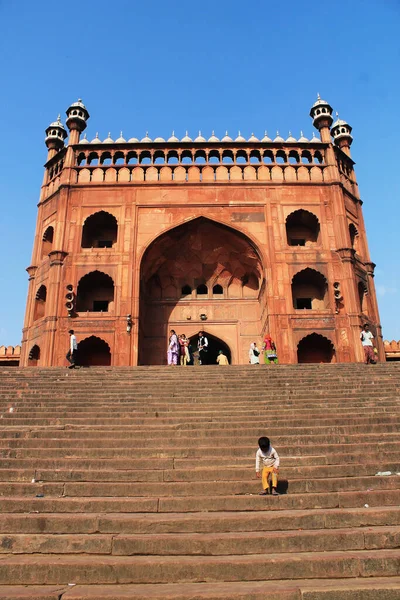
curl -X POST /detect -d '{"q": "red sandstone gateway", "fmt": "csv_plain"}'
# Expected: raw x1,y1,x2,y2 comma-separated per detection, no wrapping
21,96,383,367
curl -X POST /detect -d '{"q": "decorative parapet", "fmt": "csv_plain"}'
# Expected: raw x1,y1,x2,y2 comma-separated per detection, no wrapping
0,345,21,365
384,340,400,361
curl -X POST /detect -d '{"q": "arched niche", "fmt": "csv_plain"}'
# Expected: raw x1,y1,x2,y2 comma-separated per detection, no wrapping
41,226,54,258
28,344,41,366
76,271,114,312
297,333,335,363
188,331,232,366
77,336,111,366
33,285,47,321
81,211,118,249
286,210,320,246
292,268,328,310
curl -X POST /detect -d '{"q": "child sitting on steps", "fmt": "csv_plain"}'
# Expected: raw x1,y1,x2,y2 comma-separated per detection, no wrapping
255,436,280,496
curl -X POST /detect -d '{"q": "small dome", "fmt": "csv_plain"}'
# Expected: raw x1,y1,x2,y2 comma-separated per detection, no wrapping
168,131,179,142
274,131,284,143
311,132,322,142
194,131,206,142
235,131,246,142
91,133,101,144
298,131,309,143
248,133,259,142
69,98,87,111
208,131,219,142
286,132,297,143
154,136,166,142
128,137,139,143
312,93,329,108
140,132,152,143
181,131,192,142
221,131,233,142
79,134,90,144
332,117,348,128
48,115,66,130
103,132,114,143
115,131,126,143
261,131,271,142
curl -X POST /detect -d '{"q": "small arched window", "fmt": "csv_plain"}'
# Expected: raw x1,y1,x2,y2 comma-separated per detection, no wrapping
213,284,223,295
196,284,208,295
42,226,54,258
181,285,192,296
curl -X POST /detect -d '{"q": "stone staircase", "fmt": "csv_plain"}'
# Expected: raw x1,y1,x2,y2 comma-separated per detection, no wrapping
0,363,399,599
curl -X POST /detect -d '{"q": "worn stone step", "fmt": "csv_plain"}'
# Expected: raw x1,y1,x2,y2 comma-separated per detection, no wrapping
2,506,399,534
1,525,399,556
0,549,399,584
1,488,399,513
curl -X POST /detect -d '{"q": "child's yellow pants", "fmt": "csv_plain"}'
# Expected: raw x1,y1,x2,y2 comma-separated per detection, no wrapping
262,466,278,490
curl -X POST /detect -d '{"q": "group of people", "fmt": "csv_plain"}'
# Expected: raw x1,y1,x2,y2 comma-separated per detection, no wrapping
249,334,278,365
168,330,219,366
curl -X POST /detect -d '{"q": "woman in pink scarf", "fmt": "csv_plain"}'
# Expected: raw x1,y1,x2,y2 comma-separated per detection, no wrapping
167,330,179,365
262,334,278,365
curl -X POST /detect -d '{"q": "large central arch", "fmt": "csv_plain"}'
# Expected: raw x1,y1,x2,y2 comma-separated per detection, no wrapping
138,217,267,365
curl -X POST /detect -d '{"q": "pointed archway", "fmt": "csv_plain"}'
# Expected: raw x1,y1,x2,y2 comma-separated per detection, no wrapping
77,336,111,366
297,333,335,364
188,331,231,365
138,217,266,365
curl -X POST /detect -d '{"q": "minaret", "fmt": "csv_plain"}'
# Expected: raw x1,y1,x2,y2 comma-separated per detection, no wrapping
331,114,353,157
309,94,333,143
44,116,67,160
64,99,90,170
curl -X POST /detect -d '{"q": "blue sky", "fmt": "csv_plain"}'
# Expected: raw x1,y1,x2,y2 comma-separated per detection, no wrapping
0,0,399,344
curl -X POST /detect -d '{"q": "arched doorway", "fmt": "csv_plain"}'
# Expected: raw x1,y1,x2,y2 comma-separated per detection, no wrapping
77,336,111,366
188,332,231,365
297,333,335,363
138,217,266,365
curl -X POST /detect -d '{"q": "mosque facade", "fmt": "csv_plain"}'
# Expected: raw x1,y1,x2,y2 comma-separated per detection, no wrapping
20,97,383,366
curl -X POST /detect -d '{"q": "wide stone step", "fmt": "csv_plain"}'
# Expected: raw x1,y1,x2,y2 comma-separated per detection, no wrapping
2,507,399,534
1,525,399,556
0,549,399,584
2,578,400,600
1,488,400,512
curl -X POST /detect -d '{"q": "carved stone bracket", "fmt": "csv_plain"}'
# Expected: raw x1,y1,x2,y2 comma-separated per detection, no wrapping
26,265,38,280
336,248,356,263
49,250,68,267
365,261,376,277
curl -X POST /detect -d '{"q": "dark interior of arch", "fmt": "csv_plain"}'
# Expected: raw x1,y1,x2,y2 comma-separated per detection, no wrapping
286,210,320,246
297,333,335,363
141,217,263,298
77,336,111,366
81,211,118,248
76,271,114,312
28,345,40,366
292,268,327,310
188,332,231,365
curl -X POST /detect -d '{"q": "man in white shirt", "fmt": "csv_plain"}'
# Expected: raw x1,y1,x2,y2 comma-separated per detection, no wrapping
66,329,78,369
360,323,376,364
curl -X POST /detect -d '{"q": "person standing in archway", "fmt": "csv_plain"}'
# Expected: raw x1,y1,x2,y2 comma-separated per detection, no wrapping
216,350,229,365
360,323,376,364
66,330,78,369
167,330,179,365
198,331,208,365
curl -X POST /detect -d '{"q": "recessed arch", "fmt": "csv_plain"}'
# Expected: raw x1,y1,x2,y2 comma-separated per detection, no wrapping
28,344,41,366
41,226,54,258
286,209,320,246
76,271,114,312
358,281,368,314
81,211,118,248
292,268,328,310
138,216,265,365
77,336,111,366
33,284,47,321
297,333,335,363
349,223,359,252
188,331,231,366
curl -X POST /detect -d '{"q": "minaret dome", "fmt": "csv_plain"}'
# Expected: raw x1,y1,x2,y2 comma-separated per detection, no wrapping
45,115,67,151
65,99,90,133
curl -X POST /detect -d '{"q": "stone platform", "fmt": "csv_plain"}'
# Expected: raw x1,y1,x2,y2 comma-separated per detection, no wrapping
0,364,399,599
